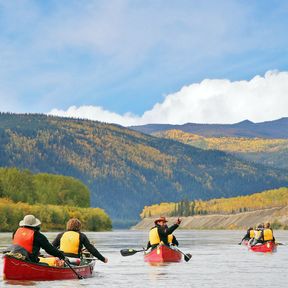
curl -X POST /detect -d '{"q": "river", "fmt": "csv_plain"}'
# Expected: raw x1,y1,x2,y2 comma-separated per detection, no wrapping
0,230,287,287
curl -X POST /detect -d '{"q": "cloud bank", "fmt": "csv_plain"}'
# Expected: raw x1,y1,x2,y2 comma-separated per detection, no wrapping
1,1,288,116
49,70,288,126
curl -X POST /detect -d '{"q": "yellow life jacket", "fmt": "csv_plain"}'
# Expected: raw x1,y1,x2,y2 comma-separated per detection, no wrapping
263,228,273,241
254,230,263,240
149,227,160,245
167,234,173,244
60,231,80,255
249,230,255,238
38,257,63,267
149,227,174,245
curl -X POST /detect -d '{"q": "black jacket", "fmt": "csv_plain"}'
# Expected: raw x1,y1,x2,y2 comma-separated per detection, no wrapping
12,226,64,262
147,223,179,249
52,231,106,262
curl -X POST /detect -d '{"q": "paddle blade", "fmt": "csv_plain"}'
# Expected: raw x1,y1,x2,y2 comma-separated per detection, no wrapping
184,253,192,262
120,249,139,256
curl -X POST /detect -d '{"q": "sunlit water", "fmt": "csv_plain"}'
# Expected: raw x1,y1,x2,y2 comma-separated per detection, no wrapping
1,230,288,287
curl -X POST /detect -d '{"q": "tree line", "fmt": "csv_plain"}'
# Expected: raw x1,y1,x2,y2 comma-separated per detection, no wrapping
0,167,90,207
0,198,112,232
0,167,112,231
141,187,288,218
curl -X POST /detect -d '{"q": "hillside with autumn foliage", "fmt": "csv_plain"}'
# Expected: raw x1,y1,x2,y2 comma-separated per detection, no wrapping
140,187,288,218
137,187,288,230
0,167,112,232
1,113,288,226
155,129,288,169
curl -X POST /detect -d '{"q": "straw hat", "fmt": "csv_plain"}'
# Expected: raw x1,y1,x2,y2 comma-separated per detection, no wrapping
19,215,41,227
154,216,168,225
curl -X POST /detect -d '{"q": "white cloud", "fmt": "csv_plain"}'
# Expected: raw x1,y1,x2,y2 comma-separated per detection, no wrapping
48,70,288,126
48,105,141,126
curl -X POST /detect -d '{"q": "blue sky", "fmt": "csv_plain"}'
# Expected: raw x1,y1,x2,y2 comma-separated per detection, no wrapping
1,0,288,125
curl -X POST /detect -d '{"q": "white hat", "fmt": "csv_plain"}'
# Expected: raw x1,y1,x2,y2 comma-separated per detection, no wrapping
19,215,41,227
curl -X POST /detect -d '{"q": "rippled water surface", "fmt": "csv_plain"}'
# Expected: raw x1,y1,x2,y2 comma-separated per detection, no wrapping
1,230,288,287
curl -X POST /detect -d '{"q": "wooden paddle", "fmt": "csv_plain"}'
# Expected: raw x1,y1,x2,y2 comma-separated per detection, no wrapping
64,258,84,279
120,248,146,256
174,247,192,262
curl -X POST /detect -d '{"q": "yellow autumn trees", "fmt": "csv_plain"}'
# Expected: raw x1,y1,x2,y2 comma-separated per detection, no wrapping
140,187,288,218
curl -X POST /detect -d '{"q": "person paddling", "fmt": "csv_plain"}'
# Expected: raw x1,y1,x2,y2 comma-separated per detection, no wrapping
250,223,264,246
11,214,65,263
146,216,181,250
239,226,255,245
263,222,275,243
52,218,108,264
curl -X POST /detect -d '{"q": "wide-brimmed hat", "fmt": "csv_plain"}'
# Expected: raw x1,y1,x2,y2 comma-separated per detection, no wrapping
154,216,168,225
19,215,41,227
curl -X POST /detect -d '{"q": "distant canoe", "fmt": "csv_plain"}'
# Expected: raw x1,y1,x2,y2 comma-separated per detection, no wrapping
3,255,95,281
248,241,277,253
144,244,182,263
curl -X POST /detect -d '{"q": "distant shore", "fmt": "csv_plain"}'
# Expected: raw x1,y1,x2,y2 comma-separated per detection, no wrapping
132,206,288,230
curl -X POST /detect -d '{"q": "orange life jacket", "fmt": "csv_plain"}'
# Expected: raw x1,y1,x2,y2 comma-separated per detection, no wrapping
13,227,35,253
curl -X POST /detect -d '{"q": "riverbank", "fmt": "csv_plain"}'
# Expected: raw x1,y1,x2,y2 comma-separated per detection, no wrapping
132,205,288,229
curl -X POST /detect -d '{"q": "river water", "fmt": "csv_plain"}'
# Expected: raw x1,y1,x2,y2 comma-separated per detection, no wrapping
0,230,287,287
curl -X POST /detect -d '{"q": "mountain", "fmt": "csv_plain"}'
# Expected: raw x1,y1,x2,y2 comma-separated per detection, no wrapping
130,118,288,138
1,113,288,226
155,130,288,170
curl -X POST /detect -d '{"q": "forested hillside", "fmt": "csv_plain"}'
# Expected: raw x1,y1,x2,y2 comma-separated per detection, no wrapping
155,130,288,169
141,187,288,218
1,113,288,226
0,167,89,206
0,198,112,232
0,167,112,231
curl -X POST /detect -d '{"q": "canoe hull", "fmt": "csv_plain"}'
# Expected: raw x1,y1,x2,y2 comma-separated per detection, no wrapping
3,255,95,281
248,241,277,253
144,245,182,263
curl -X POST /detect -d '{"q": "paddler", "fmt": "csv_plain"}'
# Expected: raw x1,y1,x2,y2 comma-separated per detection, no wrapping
52,218,108,264
146,216,181,250
263,222,275,243
239,226,255,245
250,223,264,246
10,214,65,262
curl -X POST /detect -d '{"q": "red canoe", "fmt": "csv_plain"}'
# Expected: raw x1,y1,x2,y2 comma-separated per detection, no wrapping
248,241,277,253
3,255,95,281
144,245,182,263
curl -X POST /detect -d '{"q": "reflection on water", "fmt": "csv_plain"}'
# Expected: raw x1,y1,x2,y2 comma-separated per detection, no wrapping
146,262,171,267
1,230,288,287
4,281,37,286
